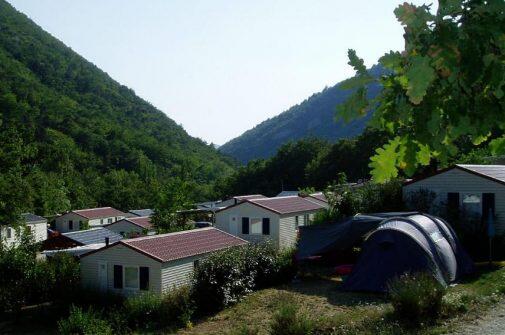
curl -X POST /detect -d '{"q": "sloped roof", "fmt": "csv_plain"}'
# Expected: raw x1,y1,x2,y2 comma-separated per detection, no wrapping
63,227,123,245
112,216,152,229
404,164,505,186
128,209,154,217
233,194,266,200
248,196,325,215
21,213,47,223
86,227,246,263
72,207,126,219
308,192,327,203
276,191,299,197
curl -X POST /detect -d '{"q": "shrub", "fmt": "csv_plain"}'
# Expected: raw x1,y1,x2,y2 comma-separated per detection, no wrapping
270,297,313,335
57,305,114,335
124,292,162,329
388,272,446,324
159,286,194,329
192,246,252,314
192,243,296,314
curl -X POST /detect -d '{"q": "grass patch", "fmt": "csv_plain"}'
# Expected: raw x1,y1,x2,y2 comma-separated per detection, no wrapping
180,264,505,335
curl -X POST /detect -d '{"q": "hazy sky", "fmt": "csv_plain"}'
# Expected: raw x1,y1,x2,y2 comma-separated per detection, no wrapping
8,0,430,145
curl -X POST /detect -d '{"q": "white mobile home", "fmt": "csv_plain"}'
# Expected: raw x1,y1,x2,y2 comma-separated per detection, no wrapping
215,196,326,249
55,207,126,233
0,213,47,247
403,164,505,234
105,216,154,237
80,227,246,295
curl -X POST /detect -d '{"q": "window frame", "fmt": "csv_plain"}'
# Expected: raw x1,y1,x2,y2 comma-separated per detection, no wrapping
123,266,140,290
250,218,263,235
461,193,482,217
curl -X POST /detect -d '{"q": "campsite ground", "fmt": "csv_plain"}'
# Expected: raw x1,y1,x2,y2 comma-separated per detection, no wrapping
179,264,505,335
2,264,505,334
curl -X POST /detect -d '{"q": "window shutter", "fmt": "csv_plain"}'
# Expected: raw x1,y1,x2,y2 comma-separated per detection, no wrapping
262,218,270,235
242,217,249,234
482,193,495,221
447,193,459,209
139,267,149,291
113,265,123,289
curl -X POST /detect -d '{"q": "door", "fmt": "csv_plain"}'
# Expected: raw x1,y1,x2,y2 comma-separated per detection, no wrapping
98,262,108,291
229,216,238,235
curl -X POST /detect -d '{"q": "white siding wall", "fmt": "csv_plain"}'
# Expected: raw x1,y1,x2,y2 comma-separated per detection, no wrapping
160,255,201,293
55,213,125,233
0,222,47,247
105,221,143,237
80,244,162,295
403,168,505,234
215,203,279,246
89,216,125,228
55,213,86,233
278,216,298,249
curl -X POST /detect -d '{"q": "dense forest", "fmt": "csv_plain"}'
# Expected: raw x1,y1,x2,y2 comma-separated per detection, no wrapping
216,128,388,197
0,0,235,223
218,66,384,164
216,126,494,198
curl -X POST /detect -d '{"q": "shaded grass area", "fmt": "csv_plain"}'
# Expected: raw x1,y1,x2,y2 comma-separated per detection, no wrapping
179,263,505,335
2,264,505,334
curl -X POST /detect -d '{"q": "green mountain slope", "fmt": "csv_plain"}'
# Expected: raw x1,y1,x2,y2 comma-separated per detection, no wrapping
219,68,382,164
0,0,234,218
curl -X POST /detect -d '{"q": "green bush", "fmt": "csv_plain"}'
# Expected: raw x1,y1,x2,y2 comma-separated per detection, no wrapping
124,292,162,329
159,286,194,329
192,243,296,314
121,287,194,331
57,305,114,335
269,298,313,335
388,272,446,324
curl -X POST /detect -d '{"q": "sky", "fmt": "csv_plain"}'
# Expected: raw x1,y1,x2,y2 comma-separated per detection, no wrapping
8,0,431,145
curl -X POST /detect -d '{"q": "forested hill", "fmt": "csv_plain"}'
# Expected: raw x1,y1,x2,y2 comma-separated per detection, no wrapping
219,67,383,164
0,0,234,219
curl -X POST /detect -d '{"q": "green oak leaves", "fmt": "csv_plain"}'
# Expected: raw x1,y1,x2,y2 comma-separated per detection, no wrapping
336,0,505,182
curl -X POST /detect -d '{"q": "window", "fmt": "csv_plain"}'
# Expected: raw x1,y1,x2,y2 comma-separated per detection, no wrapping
6,227,11,239
124,266,139,289
462,194,481,217
100,219,104,225
250,218,262,234
295,216,299,228
108,218,113,224
68,220,73,230
139,267,149,291
113,265,123,289
242,217,249,234
194,259,200,268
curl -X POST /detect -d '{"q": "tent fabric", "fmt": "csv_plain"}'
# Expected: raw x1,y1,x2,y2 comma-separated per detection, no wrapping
296,212,418,260
341,213,473,292
296,212,473,292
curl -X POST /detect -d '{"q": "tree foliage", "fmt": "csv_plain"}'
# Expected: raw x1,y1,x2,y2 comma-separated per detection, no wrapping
0,1,234,222
216,129,388,197
337,0,505,181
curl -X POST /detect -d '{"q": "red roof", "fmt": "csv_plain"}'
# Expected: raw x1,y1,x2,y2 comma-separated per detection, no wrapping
73,207,126,219
125,216,152,229
308,192,327,203
247,196,325,215
120,228,246,262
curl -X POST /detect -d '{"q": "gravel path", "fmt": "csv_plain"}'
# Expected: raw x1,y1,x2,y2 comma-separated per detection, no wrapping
448,301,505,335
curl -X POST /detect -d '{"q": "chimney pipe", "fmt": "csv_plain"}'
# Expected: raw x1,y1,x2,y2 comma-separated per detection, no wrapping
105,237,110,246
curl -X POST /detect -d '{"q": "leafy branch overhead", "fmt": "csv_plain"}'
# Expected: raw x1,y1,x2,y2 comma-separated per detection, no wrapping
336,0,505,182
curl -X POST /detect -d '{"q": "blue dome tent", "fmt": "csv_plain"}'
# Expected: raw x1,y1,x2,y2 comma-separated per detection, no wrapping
341,213,473,292
297,212,473,292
